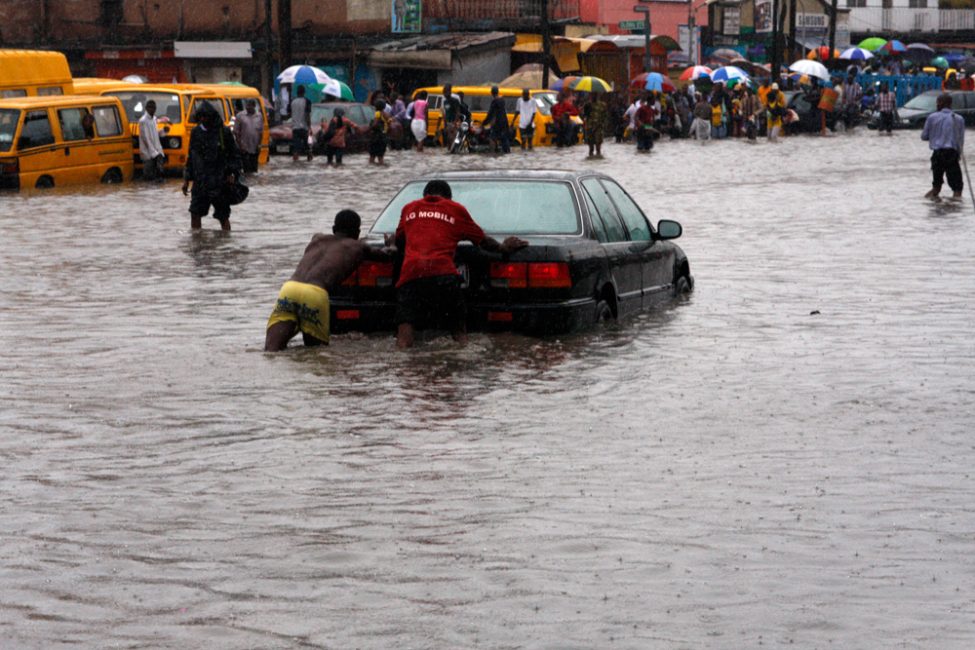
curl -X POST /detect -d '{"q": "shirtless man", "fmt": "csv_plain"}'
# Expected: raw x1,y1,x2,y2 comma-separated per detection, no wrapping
265,210,391,351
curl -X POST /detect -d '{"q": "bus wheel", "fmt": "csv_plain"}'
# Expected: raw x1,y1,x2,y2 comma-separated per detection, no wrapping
35,176,54,189
101,168,123,184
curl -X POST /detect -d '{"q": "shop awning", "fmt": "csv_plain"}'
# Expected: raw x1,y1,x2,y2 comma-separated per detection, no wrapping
368,32,516,70
173,41,252,59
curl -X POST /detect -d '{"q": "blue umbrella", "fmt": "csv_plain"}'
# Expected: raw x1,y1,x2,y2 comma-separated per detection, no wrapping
276,64,331,86
840,47,874,61
710,66,750,83
644,72,666,91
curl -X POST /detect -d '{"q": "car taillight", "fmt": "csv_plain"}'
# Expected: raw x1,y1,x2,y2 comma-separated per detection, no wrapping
336,309,360,320
0,159,18,174
342,261,394,287
489,262,527,288
490,262,571,288
528,262,571,288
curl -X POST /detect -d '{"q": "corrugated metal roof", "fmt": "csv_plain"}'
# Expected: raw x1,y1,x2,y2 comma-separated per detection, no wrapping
370,31,516,53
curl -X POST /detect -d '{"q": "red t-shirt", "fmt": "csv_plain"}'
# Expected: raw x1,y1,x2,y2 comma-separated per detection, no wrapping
395,195,485,287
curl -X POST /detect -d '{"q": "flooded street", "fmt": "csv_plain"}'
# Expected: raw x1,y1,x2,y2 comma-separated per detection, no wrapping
2,130,975,649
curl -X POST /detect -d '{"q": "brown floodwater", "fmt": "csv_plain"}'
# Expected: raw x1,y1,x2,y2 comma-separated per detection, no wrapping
2,130,975,649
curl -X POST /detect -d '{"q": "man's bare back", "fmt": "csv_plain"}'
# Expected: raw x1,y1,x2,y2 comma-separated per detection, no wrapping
265,210,390,351
291,233,379,290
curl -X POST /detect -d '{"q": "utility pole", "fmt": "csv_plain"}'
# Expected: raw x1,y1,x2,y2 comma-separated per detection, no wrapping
771,0,780,79
687,1,695,66
541,0,551,90
263,0,274,99
788,0,797,64
634,3,652,72
827,0,838,65
278,0,292,71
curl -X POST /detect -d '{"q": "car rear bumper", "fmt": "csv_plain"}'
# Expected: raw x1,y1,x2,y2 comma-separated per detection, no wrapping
330,296,598,335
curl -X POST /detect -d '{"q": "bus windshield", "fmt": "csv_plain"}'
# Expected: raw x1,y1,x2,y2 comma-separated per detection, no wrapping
107,91,183,124
0,109,20,152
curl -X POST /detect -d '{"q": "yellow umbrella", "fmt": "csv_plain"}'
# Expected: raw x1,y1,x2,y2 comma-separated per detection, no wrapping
568,76,613,93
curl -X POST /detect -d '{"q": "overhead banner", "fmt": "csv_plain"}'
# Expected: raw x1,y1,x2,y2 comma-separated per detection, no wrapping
755,0,773,34
392,0,422,34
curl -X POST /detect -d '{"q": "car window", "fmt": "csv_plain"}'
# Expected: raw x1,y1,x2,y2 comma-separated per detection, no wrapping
2,89,27,98
93,105,123,137
602,180,651,241
581,178,626,242
58,108,89,141
793,95,810,112
582,189,608,243
371,180,580,235
18,110,54,149
37,86,64,96
903,93,938,111
352,106,372,124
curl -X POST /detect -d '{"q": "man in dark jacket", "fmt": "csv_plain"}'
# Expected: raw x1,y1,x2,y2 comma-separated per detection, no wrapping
483,86,511,154
181,102,243,231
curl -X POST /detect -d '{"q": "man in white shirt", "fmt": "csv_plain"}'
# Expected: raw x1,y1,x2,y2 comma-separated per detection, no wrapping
623,98,644,139
138,100,166,181
234,99,264,173
515,89,537,150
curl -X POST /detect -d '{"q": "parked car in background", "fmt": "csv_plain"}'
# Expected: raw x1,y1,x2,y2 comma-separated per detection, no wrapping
867,89,975,129
782,89,838,134
269,102,404,155
329,170,693,336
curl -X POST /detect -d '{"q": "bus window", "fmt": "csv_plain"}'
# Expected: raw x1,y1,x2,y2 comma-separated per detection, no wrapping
108,92,182,124
92,105,123,137
37,86,64,96
0,109,20,152
19,110,55,149
58,108,89,141
190,98,225,122
2,89,27,98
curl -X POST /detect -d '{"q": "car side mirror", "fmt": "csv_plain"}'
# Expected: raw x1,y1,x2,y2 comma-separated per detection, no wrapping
655,219,682,240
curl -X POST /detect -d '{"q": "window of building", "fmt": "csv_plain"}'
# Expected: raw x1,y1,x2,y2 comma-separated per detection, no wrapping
846,0,867,6
908,0,927,7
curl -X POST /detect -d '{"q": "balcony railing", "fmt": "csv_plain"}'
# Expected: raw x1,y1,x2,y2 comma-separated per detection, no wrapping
848,8,974,33
423,0,580,23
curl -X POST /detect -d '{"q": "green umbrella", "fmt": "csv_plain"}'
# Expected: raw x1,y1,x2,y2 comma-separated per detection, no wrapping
931,56,949,69
307,80,355,102
858,37,887,52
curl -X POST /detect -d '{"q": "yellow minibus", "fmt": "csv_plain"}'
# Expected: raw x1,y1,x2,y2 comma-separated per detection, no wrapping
0,95,133,190
414,85,580,148
0,50,74,98
72,79,224,171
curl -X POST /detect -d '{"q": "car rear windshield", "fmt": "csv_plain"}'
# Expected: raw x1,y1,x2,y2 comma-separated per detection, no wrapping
0,109,19,152
903,94,938,111
108,91,183,124
372,180,580,235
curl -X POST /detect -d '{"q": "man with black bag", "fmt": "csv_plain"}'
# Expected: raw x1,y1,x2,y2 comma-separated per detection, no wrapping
181,102,244,231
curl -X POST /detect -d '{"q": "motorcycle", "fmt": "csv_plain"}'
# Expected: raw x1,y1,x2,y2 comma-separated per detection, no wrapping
448,121,490,154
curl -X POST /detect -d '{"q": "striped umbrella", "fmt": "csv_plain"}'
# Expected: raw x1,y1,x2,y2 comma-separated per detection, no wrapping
710,66,750,83
276,64,331,86
880,40,907,54
679,65,712,81
569,76,613,93
839,47,874,61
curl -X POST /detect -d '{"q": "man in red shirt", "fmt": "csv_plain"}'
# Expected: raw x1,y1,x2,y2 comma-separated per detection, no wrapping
393,180,527,348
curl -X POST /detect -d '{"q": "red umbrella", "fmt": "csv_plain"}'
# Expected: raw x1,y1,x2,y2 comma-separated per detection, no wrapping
630,72,675,92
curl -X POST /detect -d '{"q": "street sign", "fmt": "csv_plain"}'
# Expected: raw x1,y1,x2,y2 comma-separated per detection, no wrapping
633,5,650,12
619,20,645,29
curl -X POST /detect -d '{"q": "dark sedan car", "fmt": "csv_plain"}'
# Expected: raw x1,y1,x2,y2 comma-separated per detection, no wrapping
330,170,693,336
867,90,975,130
269,102,404,154
783,89,838,134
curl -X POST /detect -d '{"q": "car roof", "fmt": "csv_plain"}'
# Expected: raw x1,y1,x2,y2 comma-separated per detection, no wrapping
0,94,123,109
407,169,602,183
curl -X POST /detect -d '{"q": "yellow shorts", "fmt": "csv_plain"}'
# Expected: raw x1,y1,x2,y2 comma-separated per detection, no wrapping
266,281,330,344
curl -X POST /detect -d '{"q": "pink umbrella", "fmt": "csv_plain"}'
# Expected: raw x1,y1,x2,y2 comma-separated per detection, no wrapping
679,65,713,81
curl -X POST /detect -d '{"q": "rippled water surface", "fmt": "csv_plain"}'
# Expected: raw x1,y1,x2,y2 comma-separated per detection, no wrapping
2,130,975,649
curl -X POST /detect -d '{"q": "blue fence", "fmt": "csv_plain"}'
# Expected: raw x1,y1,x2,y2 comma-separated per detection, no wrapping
855,74,943,107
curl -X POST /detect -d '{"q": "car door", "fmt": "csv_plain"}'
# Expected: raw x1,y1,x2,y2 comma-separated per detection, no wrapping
17,108,61,187
601,179,676,304
580,177,643,318
54,105,92,180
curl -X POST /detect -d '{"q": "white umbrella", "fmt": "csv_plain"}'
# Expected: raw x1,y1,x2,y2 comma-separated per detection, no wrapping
789,59,830,81
276,64,331,86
